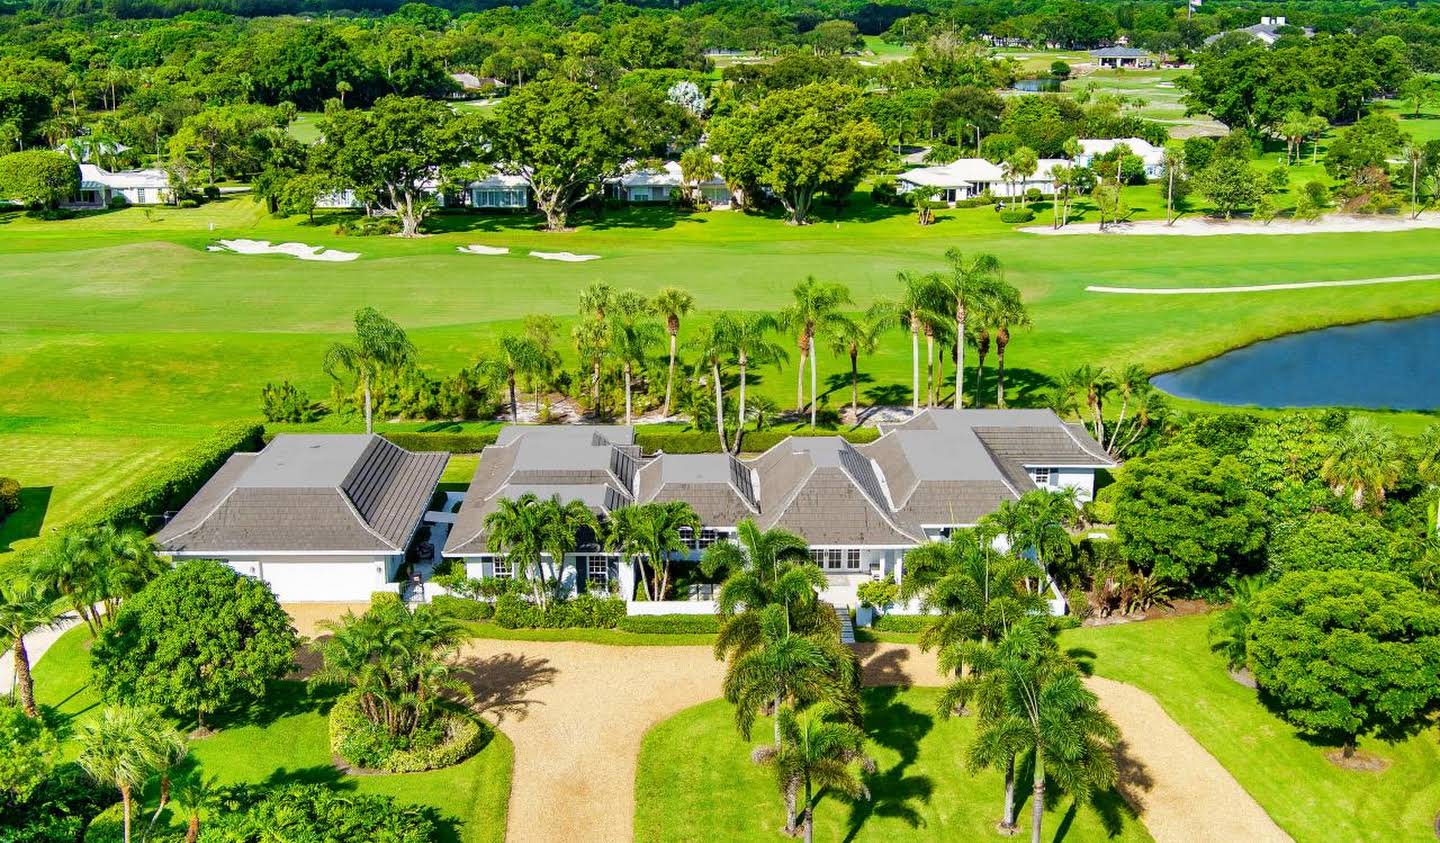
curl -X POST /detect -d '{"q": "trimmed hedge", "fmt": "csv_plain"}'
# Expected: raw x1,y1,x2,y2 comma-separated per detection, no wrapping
493,593,625,629
998,207,1036,223
616,613,721,634
0,477,18,521
636,427,880,455
381,431,499,453
431,593,494,621
872,614,929,633
329,691,488,773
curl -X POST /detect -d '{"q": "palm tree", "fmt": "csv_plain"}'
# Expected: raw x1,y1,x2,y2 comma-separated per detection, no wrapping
539,496,599,600
1104,364,1149,454
1208,575,1265,672
1002,146,1038,208
336,80,352,107
572,316,610,418
1162,146,1184,225
984,488,1077,597
1405,143,1428,220
780,277,852,427
608,501,701,601
754,702,873,843
703,519,831,661
0,582,64,716
688,318,731,452
936,249,1003,409
828,306,886,421
324,307,416,434
29,525,113,635
171,773,218,843
723,313,788,452
968,628,1119,843
522,314,563,414
1321,417,1404,513
610,294,663,425
578,281,615,321
651,287,695,416
989,283,1030,408
485,494,555,607
887,271,945,413
483,334,546,423
77,706,184,843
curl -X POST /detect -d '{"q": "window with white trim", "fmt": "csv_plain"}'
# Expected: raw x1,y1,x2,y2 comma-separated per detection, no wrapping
491,557,513,578
846,549,862,570
1031,467,1053,487
585,556,609,587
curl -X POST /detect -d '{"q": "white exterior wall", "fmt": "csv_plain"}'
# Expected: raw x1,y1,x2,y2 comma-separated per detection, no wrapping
625,600,717,615
222,554,401,602
1053,467,1098,501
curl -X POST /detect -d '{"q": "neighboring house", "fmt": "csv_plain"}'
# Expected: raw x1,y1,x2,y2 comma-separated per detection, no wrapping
609,160,730,207
155,434,446,602
66,164,171,207
449,72,508,97
444,409,1115,612
315,172,529,211
1074,138,1167,178
1204,16,1313,47
897,158,1066,204
1089,46,1155,69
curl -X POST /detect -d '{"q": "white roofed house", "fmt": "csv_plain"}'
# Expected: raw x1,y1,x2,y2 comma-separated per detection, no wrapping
66,164,171,207
1074,138,1167,178
608,160,731,207
897,158,1064,205
1089,46,1155,69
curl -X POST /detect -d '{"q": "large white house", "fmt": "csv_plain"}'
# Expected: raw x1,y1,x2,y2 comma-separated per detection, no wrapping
443,409,1114,612
897,157,1068,204
609,160,731,206
1075,138,1167,178
67,164,172,207
317,172,531,211
155,435,446,602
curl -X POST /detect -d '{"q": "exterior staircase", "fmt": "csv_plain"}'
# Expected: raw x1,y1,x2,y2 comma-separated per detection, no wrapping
832,603,856,645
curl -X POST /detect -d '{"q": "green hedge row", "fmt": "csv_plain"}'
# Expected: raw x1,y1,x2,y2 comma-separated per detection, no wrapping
636,427,880,454
493,593,626,629
381,431,499,453
872,614,930,633
616,613,721,634
431,593,494,621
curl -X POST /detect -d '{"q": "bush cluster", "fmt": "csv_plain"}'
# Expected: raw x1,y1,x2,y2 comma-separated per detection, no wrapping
872,614,928,633
953,193,996,208
998,207,1036,223
260,380,322,423
615,613,721,634
197,783,439,842
493,593,626,629
869,176,904,207
430,593,494,621
329,691,488,773
1,764,112,843
337,215,402,236
0,477,19,521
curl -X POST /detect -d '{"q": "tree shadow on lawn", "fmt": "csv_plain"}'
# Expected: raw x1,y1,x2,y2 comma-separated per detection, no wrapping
1011,750,1142,841
456,651,559,725
841,686,935,841
208,680,341,732
0,485,52,552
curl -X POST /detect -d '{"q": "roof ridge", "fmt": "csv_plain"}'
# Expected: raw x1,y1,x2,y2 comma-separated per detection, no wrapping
334,482,402,552
156,485,237,544
972,436,1026,501
1056,420,1115,464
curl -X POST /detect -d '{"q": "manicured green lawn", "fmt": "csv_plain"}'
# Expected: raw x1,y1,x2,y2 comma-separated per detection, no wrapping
30,626,513,843
1064,615,1440,843
5,189,1440,543
635,686,1150,842
463,621,715,647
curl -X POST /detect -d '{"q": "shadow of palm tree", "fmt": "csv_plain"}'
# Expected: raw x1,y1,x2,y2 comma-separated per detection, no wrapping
851,643,922,688
841,687,936,841
456,652,559,724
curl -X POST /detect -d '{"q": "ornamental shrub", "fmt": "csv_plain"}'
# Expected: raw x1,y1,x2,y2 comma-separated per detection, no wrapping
872,614,928,633
998,207,1035,223
260,381,321,423
379,431,499,453
199,783,440,842
431,593,494,621
616,614,721,634
636,426,878,455
493,593,625,629
869,176,903,207
106,195,127,209
0,764,111,843
0,477,19,521
857,577,898,611
329,691,489,773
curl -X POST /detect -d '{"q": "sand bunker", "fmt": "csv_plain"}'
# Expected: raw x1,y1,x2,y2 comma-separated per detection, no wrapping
1088,273,1440,295
1022,213,1440,237
530,250,601,262
213,239,359,262
457,244,510,256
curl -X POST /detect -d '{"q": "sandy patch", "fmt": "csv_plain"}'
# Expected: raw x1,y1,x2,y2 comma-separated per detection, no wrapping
282,602,372,638
458,244,510,256
1087,273,1440,295
213,239,360,262
1022,212,1440,238
529,250,600,262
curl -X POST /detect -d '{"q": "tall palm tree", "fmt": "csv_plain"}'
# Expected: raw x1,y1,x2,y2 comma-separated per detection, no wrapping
610,295,663,425
1162,146,1184,225
1002,146,1038,208
1105,364,1149,454
324,307,416,434
968,627,1119,843
606,501,700,601
572,316,610,418
703,519,831,662
780,277,852,427
30,526,106,634
483,334,546,423
936,249,1003,410
1322,417,1404,513
484,494,550,606
723,313,788,452
754,702,873,843
886,271,945,413
688,318,731,452
984,488,1077,597
990,284,1030,408
0,582,64,717
77,706,184,843
578,281,615,320
652,287,695,417
539,496,599,601
828,306,886,421
522,314,563,414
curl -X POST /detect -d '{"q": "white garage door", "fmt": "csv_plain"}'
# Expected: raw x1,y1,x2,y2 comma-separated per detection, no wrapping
250,560,386,602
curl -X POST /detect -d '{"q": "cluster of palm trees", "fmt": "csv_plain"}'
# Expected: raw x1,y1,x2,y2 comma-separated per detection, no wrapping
1,523,162,717
700,519,869,841
606,500,701,601
1045,363,1168,459
75,706,189,843
900,494,1120,842
481,492,599,607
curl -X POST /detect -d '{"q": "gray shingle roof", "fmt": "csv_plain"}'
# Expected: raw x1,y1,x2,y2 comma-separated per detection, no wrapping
156,435,444,553
1090,46,1151,57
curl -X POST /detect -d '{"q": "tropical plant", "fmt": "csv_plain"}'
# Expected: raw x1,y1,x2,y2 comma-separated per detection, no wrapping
0,582,64,717
1321,417,1404,513
984,488,1078,596
76,706,186,843
702,519,834,659
481,334,546,423
688,318,731,452
721,313,788,452
29,524,163,636
610,291,663,425
1208,575,1266,671
753,702,873,843
311,600,472,740
885,271,946,412
606,501,701,601
483,493,600,608
651,287,695,416
1002,146,1038,207
828,306,887,420
572,316,611,418
988,283,1030,408
935,249,1003,409
779,277,852,427
324,307,417,434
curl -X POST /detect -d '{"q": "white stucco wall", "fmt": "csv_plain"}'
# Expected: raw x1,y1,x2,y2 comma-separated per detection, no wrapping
222,554,401,602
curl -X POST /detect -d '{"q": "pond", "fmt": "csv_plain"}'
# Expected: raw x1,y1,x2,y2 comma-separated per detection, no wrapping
1012,77,1064,92
1151,314,1440,410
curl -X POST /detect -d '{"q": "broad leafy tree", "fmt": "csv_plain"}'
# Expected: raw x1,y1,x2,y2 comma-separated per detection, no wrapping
90,560,298,730
709,82,885,225
1247,569,1440,756
0,700,57,804
0,150,78,209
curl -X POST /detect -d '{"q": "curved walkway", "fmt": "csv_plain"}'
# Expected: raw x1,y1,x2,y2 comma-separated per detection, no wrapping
1085,273,1440,296
853,643,1291,843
